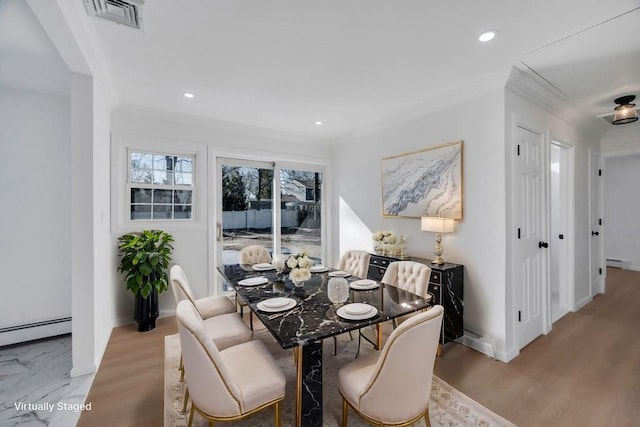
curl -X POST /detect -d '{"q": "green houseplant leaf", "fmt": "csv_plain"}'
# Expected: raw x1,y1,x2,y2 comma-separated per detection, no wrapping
117,230,174,298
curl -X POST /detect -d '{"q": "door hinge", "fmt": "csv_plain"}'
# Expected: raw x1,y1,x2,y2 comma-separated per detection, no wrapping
599,268,603,275
518,311,522,322
517,228,521,239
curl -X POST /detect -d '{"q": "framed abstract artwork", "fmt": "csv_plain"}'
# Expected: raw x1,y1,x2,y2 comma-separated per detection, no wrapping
381,140,463,219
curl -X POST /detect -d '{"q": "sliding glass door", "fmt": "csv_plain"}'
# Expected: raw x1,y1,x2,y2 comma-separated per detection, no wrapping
215,158,324,293
280,166,322,262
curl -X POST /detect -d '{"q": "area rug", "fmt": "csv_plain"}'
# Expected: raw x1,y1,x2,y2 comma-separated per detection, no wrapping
164,329,516,427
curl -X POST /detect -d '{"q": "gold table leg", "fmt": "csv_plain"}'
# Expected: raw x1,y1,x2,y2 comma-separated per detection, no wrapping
295,347,302,427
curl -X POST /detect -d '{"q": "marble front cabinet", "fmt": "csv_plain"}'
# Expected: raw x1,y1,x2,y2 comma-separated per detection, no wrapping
367,254,464,345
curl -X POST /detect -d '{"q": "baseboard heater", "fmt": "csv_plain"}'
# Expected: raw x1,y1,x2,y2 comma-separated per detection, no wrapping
606,258,623,269
0,317,72,347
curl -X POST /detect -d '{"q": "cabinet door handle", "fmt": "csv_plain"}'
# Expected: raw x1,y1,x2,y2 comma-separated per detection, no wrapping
538,241,549,249
591,231,599,236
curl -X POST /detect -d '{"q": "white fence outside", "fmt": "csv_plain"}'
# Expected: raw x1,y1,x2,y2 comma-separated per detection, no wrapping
222,209,298,229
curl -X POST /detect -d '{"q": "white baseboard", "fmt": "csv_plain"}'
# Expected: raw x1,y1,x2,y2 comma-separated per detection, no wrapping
0,318,71,347
70,363,97,377
457,332,496,360
575,295,593,310
625,263,640,272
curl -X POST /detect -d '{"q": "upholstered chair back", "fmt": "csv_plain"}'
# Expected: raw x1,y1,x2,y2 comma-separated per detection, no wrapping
239,245,272,265
381,261,431,299
356,305,443,424
176,300,244,418
338,250,371,278
170,264,196,304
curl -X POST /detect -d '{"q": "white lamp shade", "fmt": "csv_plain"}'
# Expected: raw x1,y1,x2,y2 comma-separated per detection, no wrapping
421,217,455,233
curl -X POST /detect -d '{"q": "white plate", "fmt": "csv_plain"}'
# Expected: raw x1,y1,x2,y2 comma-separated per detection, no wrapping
350,279,379,290
237,277,269,286
337,305,377,320
328,270,351,277
257,298,297,313
252,263,275,271
310,265,328,273
343,303,372,315
262,297,290,308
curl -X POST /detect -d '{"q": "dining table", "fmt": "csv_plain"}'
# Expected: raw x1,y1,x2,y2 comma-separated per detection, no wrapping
217,263,433,427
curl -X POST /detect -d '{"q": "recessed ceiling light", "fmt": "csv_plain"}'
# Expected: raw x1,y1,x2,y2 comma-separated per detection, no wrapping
478,30,498,42
315,121,323,125
183,92,195,99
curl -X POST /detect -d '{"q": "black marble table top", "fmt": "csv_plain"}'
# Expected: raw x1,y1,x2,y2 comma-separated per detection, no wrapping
218,264,432,350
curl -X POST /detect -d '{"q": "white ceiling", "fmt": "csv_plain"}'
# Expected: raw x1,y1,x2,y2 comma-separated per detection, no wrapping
2,0,640,138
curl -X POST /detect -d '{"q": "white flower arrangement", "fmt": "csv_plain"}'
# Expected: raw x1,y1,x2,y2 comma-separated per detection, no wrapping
373,230,396,243
286,251,314,269
372,231,405,257
289,267,311,284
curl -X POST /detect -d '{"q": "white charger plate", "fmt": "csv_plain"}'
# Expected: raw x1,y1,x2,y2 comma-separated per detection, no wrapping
252,263,275,271
350,279,379,290
337,304,377,320
310,265,328,273
343,303,372,315
238,277,269,286
262,297,290,308
328,270,351,277
257,298,297,313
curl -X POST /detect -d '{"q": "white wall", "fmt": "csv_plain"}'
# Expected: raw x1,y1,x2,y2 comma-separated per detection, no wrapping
600,123,640,270
70,73,96,376
331,88,508,359
600,122,640,154
110,106,331,325
92,80,115,365
0,86,71,342
603,154,640,270
504,87,605,360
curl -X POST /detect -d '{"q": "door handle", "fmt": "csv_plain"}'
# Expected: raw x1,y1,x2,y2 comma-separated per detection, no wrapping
591,231,599,236
538,241,549,249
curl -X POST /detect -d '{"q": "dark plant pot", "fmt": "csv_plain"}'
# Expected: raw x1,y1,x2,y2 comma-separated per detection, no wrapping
134,288,159,332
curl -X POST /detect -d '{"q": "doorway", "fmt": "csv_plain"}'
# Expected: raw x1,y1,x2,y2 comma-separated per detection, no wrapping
213,157,325,294
549,141,574,323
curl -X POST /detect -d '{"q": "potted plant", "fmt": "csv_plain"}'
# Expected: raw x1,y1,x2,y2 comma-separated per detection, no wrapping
117,230,174,332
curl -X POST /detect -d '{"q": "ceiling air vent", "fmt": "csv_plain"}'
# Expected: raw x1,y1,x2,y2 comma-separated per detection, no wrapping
84,0,144,30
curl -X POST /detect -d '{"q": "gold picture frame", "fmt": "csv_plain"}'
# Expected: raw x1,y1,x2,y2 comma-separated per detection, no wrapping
381,140,463,219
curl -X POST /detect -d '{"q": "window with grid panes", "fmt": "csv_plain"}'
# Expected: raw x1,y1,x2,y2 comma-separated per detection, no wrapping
128,151,194,220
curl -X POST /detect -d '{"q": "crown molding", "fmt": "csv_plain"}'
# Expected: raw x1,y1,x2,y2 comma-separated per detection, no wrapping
506,64,583,125
331,68,511,144
113,103,326,146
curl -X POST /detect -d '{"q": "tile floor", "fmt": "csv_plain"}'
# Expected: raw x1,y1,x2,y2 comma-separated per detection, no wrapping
0,335,93,427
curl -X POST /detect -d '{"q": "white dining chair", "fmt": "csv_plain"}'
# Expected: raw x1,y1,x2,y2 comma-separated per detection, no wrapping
236,245,273,329
337,250,371,278
176,300,286,427
170,264,236,319
339,305,444,427
358,260,432,355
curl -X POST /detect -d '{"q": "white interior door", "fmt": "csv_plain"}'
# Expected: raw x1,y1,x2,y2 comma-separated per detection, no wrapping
515,125,548,349
589,149,603,295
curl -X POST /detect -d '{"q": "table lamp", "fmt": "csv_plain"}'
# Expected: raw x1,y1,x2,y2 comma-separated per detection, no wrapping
421,217,455,265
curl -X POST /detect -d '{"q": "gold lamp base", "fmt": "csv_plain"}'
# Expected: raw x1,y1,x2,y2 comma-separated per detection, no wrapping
432,233,445,265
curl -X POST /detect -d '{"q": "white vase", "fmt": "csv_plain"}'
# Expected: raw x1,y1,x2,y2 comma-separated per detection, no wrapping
328,277,349,304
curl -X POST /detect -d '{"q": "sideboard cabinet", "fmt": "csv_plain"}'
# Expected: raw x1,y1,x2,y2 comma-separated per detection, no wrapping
367,254,464,345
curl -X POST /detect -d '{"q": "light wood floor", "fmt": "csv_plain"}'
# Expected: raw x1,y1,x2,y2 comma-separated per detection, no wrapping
78,268,640,427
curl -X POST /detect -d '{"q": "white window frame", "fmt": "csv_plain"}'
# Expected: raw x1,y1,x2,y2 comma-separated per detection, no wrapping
127,150,195,221
111,135,207,233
